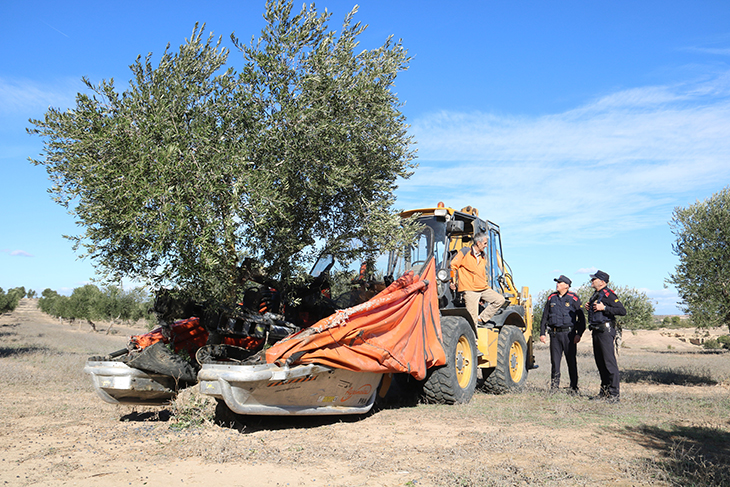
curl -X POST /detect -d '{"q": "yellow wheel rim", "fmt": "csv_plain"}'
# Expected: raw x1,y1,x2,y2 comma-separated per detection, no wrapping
455,335,473,389
508,340,525,382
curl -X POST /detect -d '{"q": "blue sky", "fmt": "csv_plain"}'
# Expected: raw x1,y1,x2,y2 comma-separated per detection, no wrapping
2,1,730,314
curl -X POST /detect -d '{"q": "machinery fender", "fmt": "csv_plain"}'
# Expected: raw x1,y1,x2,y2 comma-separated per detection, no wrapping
491,305,526,329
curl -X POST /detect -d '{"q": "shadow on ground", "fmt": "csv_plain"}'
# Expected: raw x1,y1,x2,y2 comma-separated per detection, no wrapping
0,345,54,358
211,401,369,433
121,410,172,422
622,368,717,386
620,424,730,486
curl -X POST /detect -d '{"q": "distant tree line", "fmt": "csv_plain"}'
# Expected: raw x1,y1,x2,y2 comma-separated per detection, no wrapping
0,287,30,313
38,285,153,327
661,316,687,328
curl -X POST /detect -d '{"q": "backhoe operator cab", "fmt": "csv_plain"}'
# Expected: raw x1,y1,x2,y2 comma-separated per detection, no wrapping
389,203,535,403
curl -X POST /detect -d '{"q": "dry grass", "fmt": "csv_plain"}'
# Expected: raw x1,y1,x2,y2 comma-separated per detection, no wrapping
168,387,217,430
621,424,730,486
156,359,730,486
2,302,730,486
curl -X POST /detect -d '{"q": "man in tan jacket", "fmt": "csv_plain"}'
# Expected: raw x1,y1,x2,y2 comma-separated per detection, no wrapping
450,233,505,326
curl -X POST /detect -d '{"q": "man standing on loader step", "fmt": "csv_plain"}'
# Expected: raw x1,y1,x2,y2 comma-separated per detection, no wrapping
586,270,626,403
539,275,585,393
449,233,505,327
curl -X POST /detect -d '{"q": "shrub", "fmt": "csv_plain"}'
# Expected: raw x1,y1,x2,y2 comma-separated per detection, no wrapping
169,387,217,430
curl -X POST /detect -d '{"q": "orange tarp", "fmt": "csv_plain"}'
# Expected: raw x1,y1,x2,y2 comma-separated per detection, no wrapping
265,258,446,381
130,317,209,356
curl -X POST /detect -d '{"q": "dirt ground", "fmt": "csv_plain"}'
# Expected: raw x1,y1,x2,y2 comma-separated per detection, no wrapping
1,299,729,487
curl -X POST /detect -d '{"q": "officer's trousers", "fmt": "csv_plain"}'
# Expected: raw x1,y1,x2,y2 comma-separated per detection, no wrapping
549,329,578,390
592,326,620,397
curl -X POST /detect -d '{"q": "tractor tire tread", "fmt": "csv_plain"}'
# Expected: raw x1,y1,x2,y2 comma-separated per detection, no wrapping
482,325,527,394
422,316,476,404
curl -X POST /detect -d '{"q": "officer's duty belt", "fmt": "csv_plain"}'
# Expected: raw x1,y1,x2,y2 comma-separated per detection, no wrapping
548,326,573,334
589,322,614,332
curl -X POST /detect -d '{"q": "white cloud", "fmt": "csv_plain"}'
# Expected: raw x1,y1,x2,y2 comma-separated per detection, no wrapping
1,249,34,257
57,287,75,296
399,72,730,245
644,287,683,315
683,47,730,56
0,77,81,114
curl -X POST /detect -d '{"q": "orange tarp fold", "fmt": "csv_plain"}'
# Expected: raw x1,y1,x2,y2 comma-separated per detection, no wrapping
265,258,446,380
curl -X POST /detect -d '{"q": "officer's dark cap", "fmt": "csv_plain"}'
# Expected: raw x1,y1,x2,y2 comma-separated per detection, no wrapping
554,275,572,286
590,270,610,283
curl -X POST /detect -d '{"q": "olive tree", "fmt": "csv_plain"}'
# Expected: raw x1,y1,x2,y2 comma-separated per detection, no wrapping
28,1,415,305
38,289,67,318
0,287,25,313
668,187,730,329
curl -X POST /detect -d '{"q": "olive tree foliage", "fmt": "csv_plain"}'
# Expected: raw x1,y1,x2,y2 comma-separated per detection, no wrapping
28,1,415,305
29,27,249,304
234,2,416,273
668,187,730,329
531,281,655,332
0,287,26,313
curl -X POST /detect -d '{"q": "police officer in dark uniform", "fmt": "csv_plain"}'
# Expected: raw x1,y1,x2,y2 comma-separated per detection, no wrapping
539,275,585,393
586,270,626,402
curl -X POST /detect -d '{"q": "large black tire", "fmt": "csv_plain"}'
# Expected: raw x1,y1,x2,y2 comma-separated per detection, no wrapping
482,325,528,394
423,316,477,404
